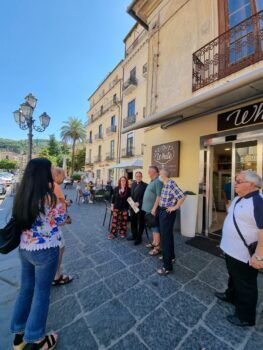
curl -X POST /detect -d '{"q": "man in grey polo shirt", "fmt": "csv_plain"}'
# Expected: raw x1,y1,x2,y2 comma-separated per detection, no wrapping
216,170,263,327
142,165,163,256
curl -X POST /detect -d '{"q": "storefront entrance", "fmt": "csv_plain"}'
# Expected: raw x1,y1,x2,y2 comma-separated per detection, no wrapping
201,129,263,237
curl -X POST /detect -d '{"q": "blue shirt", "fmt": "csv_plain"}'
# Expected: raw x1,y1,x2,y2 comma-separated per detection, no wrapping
159,179,185,208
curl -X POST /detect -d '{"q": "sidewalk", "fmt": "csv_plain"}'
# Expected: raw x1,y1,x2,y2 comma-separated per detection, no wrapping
1,188,263,350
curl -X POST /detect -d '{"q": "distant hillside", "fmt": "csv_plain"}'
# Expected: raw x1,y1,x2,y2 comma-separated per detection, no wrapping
0,138,49,154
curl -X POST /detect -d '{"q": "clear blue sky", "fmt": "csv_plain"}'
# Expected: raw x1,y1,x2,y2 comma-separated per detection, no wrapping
0,0,134,141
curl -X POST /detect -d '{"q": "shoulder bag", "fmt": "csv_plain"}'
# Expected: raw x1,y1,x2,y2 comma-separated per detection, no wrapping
0,217,21,254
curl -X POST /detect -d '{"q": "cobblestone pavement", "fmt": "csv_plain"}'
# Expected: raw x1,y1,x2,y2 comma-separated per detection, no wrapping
1,189,263,350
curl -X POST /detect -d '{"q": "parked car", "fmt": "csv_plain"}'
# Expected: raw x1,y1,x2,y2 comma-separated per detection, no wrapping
0,172,13,186
0,184,6,195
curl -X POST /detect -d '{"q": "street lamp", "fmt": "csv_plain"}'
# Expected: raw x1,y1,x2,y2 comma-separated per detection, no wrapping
13,93,50,162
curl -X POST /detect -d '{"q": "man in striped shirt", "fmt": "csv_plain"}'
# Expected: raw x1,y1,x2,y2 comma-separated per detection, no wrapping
157,168,186,276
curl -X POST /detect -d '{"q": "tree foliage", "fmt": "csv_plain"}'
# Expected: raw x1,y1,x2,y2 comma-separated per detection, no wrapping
0,159,18,170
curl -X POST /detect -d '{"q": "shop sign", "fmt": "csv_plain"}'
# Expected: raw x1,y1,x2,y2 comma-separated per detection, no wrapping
152,141,180,177
218,101,263,131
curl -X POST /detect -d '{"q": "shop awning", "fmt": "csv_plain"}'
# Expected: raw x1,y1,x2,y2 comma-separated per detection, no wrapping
109,159,143,169
122,66,263,132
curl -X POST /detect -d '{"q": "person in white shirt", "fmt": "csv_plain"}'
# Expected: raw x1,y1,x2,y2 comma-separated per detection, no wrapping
217,170,263,327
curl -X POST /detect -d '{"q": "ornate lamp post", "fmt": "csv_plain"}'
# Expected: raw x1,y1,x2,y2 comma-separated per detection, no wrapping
13,93,50,162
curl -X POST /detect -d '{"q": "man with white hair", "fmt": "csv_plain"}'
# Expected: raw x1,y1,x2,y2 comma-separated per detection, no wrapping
217,170,263,327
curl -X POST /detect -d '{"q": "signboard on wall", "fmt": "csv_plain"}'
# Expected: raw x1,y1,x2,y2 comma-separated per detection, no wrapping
152,141,180,177
218,101,263,131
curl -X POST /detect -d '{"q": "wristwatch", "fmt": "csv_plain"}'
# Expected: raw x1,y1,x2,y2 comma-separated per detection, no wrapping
255,255,263,261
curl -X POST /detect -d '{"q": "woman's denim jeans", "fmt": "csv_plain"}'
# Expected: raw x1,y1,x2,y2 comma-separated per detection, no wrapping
11,247,59,343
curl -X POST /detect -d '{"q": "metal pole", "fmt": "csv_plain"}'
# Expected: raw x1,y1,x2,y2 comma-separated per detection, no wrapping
28,118,33,162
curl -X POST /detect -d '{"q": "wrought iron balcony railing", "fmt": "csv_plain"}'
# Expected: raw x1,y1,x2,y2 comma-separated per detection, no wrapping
121,147,135,158
95,133,103,140
105,153,115,161
126,30,147,56
123,115,136,128
94,155,102,163
123,77,138,92
90,98,120,122
192,11,263,91
106,125,117,135
88,139,92,144
85,159,93,165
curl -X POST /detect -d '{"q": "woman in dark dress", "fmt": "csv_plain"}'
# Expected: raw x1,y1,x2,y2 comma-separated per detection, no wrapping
108,176,130,239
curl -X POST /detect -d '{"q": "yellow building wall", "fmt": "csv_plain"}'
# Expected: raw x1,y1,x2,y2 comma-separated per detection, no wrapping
143,114,217,191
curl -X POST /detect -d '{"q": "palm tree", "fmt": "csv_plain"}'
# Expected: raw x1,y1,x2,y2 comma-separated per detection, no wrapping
60,117,86,175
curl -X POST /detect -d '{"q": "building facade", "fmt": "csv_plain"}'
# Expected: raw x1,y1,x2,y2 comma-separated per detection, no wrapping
119,23,148,179
125,0,263,237
86,61,123,185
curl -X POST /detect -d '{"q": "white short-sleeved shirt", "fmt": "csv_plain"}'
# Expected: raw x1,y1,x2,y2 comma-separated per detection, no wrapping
220,191,263,263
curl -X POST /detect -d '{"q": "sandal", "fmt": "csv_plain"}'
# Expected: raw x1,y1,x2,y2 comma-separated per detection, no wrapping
149,245,161,256
13,333,26,350
146,243,156,248
24,334,58,350
52,274,73,286
157,268,172,276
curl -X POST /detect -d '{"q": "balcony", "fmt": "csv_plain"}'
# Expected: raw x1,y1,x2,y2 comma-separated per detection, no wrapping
126,30,147,56
121,147,135,158
192,11,263,91
88,139,92,144
142,63,148,77
94,155,102,163
123,77,138,95
106,125,117,135
90,98,120,122
85,159,93,166
123,115,136,128
95,133,103,141
105,153,115,161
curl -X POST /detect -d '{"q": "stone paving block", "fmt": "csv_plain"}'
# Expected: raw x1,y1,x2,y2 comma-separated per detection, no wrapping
137,307,187,350
0,266,20,287
120,284,162,319
108,333,148,350
243,331,263,350
89,250,116,265
85,299,136,348
168,264,196,285
50,284,67,305
174,243,196,257
177,253,208,273
110,243,135,257
204,301,250,348
163,291,207,327
105,269,139,295
56,318,98,350
47,295,82,331
179,326,233,350
0,297,14,350
129,262,156,280
145,274,181,299
80,243,102,255
95,259,125,278
64,268,100,295
198,265,227,291
122,251,145,266
258,273,263,291
0,280,18,303
63,256,94,274
77,281,113,313
63,247,83,263
183,279,216,306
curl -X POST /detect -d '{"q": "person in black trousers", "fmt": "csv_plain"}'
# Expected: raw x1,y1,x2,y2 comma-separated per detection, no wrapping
127,171,147,245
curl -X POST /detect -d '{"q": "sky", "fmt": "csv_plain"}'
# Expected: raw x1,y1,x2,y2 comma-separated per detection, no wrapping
0,0,134,141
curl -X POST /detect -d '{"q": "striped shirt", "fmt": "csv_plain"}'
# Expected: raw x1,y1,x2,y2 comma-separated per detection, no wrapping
159,179,185,208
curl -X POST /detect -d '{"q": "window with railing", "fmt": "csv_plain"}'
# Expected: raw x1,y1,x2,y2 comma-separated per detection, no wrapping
192,9,263,91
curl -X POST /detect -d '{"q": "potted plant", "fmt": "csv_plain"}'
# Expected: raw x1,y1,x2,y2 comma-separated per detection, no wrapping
180,190,198,237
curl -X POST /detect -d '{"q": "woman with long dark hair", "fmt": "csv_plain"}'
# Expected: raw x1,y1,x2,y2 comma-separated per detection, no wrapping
11,158,66,350
108,176,130,239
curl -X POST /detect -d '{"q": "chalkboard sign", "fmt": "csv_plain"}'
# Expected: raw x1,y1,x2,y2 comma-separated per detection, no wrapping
218,101,263,131
152,141,180,177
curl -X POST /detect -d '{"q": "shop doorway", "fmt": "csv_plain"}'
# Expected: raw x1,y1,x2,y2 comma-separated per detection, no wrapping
203,134,262,237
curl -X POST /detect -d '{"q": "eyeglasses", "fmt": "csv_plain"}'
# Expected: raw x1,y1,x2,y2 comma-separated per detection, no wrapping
235,180,249,185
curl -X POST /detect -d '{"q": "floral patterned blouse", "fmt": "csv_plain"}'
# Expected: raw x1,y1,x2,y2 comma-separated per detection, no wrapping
20,204,66,251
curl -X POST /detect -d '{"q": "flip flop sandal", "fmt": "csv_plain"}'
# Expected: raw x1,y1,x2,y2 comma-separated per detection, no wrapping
146,243,155,248
149,246,161,256
52,275,73,286
157,268,172,276
13,333,26,350
24,334,58,350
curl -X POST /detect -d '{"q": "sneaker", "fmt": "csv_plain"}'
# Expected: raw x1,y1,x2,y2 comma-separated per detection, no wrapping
108,233,116,240
89,200,93,204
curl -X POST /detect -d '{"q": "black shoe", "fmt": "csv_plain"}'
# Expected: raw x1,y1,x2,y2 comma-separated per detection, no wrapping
134,240,142,246
226,314,255,327
215,292,232,303
127,236,135,241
